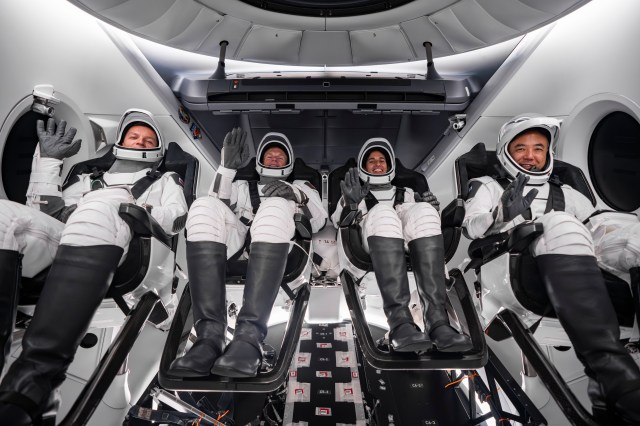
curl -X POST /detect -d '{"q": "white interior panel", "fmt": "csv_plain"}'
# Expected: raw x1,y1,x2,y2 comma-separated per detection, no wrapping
236,26,303,64
77,0,127,11
98,0,176,30
400,17,456,59
450,0,517,43
195,15,251,57
165,7,224,51
430,8,486,52
299,31,353,66
519,0,584,16
475,0,553,32
136,0,203,42
350,26,415,65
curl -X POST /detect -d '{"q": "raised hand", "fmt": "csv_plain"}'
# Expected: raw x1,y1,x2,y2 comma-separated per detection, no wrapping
495,173,538,222
415,190,440,212
221,127,248,169
340,167,370,205
36,119,82,160
262,180,299,203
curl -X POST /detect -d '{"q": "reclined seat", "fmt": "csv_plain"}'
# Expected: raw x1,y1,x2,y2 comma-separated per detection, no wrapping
451,142,638,424
158,157,319,392
8,141,198,425
328,158,487,370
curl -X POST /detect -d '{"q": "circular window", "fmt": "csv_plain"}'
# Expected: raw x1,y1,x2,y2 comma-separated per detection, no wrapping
588,111,640,211
2,111,47,204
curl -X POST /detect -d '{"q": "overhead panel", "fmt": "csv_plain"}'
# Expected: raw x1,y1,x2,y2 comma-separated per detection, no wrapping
450,0,517,45
136,0,202,42
67,0,591,65
236,26,303,64
400,16,456,59
165,7,224,51
299,31,353,66
429,8,486,53
196,15,251,57
98,0,175,30
350,26,415,65
475,0,553,32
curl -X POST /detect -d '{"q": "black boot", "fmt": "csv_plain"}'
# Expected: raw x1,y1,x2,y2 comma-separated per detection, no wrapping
0,244,123,425
0,250,21,375
368,236,431,353
537,254,640,424
211,242,289,378
409,236,472,353
169,241,227,377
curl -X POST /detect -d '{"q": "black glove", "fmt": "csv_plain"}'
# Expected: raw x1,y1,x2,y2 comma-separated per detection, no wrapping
415,191,440,212
221,127,248,169
37,119,82,160
262,180,301,203
340,167,370,206
494,173,538,223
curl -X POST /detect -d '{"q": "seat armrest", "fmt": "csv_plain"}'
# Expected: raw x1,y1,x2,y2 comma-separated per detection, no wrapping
339,204,360,227
294,213,312,240
507,222,544,254
118,203,173,247
441,198,465,228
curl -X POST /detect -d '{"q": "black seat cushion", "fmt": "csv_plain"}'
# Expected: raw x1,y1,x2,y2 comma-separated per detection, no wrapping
234,158,322,197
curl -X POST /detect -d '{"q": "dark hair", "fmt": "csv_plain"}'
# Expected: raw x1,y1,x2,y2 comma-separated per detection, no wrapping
261,142,289,164
362,147,392,170
120,122,158,147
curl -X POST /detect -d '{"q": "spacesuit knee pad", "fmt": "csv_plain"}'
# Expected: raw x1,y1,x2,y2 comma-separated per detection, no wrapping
186,197,229,243
532,211,594,256
362,204,403,240
402,203,441,241
251,198,295,243
61,198,131,249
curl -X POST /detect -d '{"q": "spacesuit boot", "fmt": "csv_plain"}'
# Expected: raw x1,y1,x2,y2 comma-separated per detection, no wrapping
169,241,227,377
409,236,472,352
0,244,123,425
537,254,640,424
368,236,432,353
0,249,21,375
211,242,289,378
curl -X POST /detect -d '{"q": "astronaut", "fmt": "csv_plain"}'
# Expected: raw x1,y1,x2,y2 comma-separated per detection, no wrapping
463,113,640,422
169,129,326,378
332,138,472,353
0,109,188,424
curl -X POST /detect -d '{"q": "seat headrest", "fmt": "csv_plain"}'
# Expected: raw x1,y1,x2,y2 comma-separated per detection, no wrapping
63,142,199,207
456,142,596,205
233,157,322,197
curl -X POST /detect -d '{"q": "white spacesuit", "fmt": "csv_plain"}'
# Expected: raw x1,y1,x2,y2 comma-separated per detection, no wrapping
332,138,472,353
0,109,188,425
170,130,326,379
462,113,640,423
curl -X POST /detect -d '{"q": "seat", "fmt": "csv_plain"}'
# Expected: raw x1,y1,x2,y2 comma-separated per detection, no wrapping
11,142,199,425
158,157,319,392
453,143,635,336
327,158,487,370
451,142,639,425
17,142,198,325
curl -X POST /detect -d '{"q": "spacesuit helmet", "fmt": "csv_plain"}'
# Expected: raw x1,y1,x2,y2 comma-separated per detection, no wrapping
357,137,395,185
113,109,164,163
497,113,561,185
256,132,294,179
